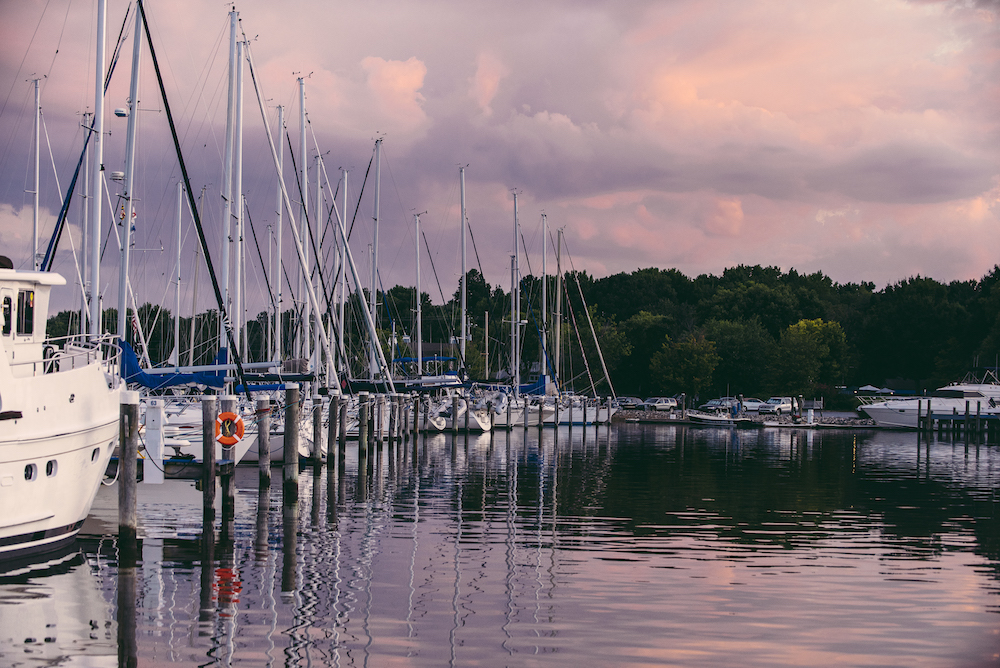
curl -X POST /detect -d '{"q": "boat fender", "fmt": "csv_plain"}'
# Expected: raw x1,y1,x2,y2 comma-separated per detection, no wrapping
215,411,245,445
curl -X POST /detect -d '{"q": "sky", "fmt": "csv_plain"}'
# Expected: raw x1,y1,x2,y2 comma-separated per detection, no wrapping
0,0,998,315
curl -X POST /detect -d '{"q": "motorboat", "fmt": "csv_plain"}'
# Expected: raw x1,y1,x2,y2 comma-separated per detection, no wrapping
0,261,121,559
688,411,758,428
859,373,1000,428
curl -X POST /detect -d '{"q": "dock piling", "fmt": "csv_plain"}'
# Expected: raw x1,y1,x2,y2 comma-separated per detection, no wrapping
119,391,139,550
257,398,271,486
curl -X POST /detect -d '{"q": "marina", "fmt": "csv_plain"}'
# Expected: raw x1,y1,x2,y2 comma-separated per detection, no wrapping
2,1,1000,665
2,423,998,666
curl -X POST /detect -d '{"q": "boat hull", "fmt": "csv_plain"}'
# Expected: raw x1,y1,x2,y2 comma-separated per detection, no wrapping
0,419,117,559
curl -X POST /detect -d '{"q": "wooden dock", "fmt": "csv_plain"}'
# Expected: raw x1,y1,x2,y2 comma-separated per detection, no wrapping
916,399,1000,440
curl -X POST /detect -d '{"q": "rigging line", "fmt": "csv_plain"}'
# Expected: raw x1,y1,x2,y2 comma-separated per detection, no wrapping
137,0,252,401
43,0,73,83
281,129,350,372
349,151,374,241
39,110,85,302
519,231,534,278
562,239,616,397
562,278,597,397
0,0,52,124
39,2,130,271
243,203,276,314
467,219,487,286
421,229,468,371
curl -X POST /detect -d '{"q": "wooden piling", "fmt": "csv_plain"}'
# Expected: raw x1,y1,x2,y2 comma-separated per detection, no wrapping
359,392,369,447
413,393,420,438
119,391,139,548
312,395,323,464
339,395,348,453
452,395,460,434
202,395,217,518
257,398,271,485
328,395,340,457
283,384,300,502
220,395,237,466
387,394,393,440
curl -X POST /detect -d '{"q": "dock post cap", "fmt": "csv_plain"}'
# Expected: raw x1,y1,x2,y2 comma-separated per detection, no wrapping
284,382,299,390
121,390,140,405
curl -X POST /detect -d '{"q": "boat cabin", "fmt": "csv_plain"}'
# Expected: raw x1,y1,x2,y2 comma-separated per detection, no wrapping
0,256,65,376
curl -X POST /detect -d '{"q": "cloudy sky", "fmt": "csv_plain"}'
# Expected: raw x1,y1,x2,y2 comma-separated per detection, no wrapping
1,0,998,314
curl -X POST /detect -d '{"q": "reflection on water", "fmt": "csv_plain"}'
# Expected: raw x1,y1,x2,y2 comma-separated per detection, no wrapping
6,425,1000,666
0,547,116,666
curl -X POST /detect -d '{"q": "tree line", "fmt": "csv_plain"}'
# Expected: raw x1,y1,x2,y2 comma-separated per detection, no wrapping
47,263,1000,401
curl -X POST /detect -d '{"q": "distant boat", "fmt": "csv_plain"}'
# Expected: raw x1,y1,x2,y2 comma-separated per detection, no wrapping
688,411,759,428
859,373,1000,428
0,259,121,559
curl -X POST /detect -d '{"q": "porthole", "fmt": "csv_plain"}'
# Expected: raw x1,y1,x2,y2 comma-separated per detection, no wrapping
24,464,37,481
45,460,57,477
91,448,100,462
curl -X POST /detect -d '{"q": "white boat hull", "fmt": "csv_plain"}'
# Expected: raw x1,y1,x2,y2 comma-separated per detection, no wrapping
0,348,119,559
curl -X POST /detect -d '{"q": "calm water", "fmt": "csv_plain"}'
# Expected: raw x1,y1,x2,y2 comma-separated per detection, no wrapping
2,425,999,666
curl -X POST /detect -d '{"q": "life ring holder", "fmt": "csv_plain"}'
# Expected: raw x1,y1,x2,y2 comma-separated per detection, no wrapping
215,411,245,446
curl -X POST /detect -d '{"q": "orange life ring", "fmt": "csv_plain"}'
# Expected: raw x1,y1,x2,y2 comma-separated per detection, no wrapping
215,411,245,445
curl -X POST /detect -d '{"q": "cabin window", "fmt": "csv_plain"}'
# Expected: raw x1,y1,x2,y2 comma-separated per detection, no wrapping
16,290,33,336
1,296,9,336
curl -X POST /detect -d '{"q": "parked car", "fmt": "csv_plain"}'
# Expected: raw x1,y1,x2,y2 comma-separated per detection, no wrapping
643,397,678,411
740,397,766,411
698,397,737,412
614,396,645,409
759,397,794,415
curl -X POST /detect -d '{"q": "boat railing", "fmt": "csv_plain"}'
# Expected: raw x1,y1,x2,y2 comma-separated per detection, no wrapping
8,334,120,377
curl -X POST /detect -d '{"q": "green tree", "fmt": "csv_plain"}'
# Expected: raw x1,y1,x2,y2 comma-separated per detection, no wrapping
649,332,720,399
616,311,671,395
703,317,776,397
771,318,848,397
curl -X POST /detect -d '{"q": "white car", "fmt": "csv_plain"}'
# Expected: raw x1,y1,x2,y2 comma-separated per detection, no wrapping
643,397,678,411
759,397,794,415
740,397,766,411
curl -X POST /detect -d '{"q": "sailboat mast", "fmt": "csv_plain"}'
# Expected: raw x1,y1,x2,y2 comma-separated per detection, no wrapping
460,166,467,369
415,211,422,377
314,153,322,375
541,213,547,391
219,10,236,348
81,111,90,332
554,229,562,392
187,187,204,367
298,77,309,362
234,39,245,359
32,79,40,270
371,138,382,380
339,168,347,365
173,181,182,368
116,6,142,342
512,192,520,397
274,105,283,361
89,0,105,339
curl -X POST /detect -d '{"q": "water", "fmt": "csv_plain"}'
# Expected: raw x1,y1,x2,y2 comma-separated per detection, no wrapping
2,425,999,666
